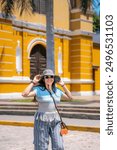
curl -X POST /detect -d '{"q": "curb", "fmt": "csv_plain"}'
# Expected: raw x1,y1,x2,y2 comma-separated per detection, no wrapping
0,120,100,133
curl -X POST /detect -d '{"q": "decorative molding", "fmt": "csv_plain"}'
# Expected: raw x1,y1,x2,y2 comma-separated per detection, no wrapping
71,73,92,76
71,43,91,46
0,69,13,72
70,60,91,64
62,78,94,84
0,38,12,41
0,76,30,83
0,54,13,57
71,67,92,70
0,46,12,49
70,55,91,58
0,77,94,84
0,61,13,64
70,18,93,23
0,29,12,34
71,8,93,15
70,30,94,36
71,91,94,96
71,79,94,83
71,47,91,50
0,93,31,100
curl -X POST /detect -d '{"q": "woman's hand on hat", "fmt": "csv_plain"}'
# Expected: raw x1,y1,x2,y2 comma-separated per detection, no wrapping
57,79,65,87
32,75,41,84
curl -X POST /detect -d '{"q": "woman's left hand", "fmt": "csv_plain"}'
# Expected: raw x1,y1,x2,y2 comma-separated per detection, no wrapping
57,79,65,87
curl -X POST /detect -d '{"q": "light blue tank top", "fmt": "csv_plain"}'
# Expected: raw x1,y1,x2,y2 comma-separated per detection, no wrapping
33,86,63,113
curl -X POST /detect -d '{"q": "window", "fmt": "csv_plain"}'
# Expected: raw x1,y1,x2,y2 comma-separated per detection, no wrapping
34,0,46,14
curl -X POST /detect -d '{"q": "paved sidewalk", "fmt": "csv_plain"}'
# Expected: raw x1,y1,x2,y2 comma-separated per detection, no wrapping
0,125,100,150
0,96,100,149
0,115,100,133
0,115,100,128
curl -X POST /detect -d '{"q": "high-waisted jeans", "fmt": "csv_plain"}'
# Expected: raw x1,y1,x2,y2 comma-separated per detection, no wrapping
33,112,64,150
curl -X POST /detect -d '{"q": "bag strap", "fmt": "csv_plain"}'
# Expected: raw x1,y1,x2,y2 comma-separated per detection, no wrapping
47,89,68,129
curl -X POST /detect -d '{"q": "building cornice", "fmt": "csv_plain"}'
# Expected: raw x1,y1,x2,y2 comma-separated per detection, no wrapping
71,8,93,15
12,20,71,37
70,18,93,23
70,29,94,36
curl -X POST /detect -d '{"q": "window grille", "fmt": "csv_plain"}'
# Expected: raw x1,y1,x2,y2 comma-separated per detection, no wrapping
34,0,46,14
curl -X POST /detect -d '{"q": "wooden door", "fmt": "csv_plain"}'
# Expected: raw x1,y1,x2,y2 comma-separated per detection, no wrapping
30,44,46,79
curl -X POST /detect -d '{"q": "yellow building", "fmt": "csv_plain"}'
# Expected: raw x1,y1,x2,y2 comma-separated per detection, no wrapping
0,0,100,99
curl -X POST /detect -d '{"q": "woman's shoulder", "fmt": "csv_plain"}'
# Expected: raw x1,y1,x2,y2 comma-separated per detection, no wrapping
56,87,63,94
33,85,47,96
33,85,44,91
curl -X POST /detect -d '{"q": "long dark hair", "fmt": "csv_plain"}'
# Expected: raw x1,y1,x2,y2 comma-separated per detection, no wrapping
33,76,57,102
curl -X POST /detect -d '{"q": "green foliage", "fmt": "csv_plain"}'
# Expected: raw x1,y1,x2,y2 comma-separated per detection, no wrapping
0,0,35,18
93,12,100,32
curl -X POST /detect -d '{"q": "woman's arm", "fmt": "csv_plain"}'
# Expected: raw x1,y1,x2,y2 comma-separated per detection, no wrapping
57,79,73,100
22,75,41,97
22,82,36,97
61,84,74,100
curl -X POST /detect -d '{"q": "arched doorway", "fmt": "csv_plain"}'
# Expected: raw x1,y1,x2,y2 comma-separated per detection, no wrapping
30,44,46,79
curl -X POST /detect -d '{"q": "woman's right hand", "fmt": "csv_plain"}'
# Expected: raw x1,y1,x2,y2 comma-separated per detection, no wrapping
33,74,42,84
22,75,41,97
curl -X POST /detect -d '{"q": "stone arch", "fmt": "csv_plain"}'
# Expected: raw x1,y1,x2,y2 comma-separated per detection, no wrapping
27,38,46,59
27,38,47,79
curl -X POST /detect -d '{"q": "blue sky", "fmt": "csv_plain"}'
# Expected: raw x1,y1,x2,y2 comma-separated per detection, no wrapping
94,7,100,15
93,0,100,15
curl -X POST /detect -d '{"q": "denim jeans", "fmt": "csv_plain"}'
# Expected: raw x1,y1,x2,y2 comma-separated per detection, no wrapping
33,112,64,150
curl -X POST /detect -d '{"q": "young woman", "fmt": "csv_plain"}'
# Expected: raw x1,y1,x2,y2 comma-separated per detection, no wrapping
22,69,73,150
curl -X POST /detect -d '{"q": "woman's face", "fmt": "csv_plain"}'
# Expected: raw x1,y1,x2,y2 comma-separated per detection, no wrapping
44,75,54,86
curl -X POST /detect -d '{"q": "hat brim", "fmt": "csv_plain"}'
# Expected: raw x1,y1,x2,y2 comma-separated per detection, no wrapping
43,73,54,76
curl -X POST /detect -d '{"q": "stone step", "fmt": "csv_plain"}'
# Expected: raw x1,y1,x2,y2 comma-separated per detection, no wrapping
59,111,100,120
0,103,100,109
0,109,100,120
0,106,100,113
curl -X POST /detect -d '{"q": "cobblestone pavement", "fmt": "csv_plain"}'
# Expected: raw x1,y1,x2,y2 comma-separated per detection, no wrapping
0,125,100,150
